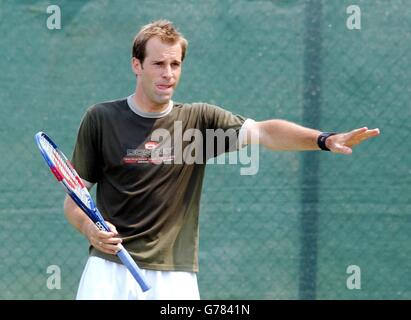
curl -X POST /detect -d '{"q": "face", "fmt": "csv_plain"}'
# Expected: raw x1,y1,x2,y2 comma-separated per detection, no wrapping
132,37,183,108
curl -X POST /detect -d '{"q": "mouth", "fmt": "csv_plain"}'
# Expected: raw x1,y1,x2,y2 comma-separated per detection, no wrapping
156,84,173,92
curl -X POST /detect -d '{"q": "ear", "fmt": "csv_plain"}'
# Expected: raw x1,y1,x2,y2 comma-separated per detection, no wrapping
131,57,143,76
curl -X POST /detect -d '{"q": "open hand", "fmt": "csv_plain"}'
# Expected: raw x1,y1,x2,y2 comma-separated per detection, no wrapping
326,127,380,155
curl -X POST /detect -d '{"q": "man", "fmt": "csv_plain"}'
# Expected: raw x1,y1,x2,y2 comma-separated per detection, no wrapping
64,20,380,300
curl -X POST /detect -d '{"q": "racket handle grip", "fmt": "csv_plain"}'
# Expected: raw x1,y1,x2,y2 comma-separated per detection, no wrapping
117,247,151,292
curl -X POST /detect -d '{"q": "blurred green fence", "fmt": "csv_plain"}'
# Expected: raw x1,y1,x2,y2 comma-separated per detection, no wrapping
0,0,410,299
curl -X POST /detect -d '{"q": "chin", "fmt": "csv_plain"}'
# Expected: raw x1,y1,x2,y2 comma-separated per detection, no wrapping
155,95,172,105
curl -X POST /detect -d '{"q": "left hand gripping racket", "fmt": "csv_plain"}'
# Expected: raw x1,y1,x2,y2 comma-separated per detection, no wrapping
35,131,150,292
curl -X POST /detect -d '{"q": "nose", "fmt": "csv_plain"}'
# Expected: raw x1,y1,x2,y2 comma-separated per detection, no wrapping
162,65,173,79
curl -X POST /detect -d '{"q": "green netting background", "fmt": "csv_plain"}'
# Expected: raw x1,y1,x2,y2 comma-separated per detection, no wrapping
0,0,409,299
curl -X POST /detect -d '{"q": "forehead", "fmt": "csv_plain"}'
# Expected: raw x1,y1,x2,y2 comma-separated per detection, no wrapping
145,36,182,61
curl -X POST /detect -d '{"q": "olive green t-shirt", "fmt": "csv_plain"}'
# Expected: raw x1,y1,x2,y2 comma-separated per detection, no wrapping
72,96,246,272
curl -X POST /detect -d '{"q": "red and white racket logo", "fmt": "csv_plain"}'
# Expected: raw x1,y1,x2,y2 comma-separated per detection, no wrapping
51,152,84,191
53,153,77,190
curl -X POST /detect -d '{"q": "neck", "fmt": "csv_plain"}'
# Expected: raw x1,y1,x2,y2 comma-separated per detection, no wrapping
134,86,170,113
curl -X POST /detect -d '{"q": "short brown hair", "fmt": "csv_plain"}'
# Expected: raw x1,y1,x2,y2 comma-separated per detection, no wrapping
132,20,188,64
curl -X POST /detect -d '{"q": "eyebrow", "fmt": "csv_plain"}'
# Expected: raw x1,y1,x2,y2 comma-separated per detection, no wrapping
151,59,181,63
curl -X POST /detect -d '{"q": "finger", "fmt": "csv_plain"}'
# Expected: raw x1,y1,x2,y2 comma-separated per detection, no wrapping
97,230,117,239
346,127,368,139
362,128,380,139
93,238,121,253
99,243,122,255
100,237,122,245
353,128,380,144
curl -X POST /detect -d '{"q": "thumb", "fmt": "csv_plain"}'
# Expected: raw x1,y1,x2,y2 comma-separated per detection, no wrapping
105,221,119,235
332,143,353,155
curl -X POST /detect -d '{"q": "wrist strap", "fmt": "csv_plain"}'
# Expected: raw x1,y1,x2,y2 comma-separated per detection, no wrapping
317,132,336,151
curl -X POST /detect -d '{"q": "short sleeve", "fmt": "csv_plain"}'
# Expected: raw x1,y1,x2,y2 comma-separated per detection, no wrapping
71,108,102,183
200,104,248,158
201,104,246,132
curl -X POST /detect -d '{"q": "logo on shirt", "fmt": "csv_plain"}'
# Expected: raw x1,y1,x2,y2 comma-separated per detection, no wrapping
123,141,174,164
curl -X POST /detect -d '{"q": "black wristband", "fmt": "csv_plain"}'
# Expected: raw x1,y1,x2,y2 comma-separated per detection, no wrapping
317,132,336,151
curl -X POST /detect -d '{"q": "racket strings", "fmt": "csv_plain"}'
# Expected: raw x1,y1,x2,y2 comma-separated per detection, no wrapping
40,137,80,188
39,135,92,209
54,151,78,188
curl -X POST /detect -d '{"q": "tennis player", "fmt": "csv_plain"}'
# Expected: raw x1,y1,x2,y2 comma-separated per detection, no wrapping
64,20,380,300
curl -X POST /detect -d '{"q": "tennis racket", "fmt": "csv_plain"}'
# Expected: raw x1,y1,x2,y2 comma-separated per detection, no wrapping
35,131,150,292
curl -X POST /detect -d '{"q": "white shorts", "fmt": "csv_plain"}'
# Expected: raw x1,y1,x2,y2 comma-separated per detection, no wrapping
76,256,200,300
